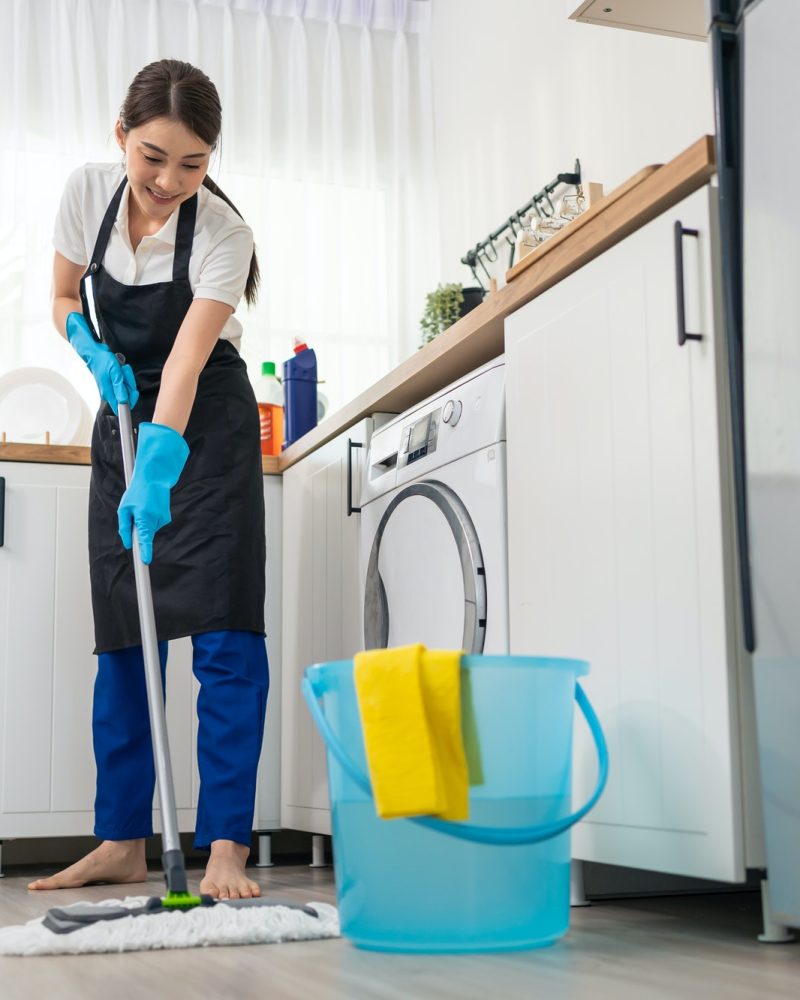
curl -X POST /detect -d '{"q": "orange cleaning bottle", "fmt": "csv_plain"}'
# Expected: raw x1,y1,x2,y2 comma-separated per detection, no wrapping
255,361,284,457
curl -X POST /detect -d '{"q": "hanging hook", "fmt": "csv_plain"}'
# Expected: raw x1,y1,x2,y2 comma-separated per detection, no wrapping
476,248,493,283
507,237,516,270
536,190,556,217
484,237,499,263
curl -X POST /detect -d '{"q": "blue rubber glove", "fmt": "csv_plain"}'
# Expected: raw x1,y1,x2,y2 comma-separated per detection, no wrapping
118,422,190,564
66,312,139,415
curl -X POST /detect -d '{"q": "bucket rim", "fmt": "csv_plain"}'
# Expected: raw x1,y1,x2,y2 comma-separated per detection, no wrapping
304,654,590,685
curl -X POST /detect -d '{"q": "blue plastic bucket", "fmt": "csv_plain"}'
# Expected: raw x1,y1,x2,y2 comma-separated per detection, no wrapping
302,655,608,953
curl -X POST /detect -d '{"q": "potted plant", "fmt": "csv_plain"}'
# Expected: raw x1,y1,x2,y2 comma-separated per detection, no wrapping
419,283,485,347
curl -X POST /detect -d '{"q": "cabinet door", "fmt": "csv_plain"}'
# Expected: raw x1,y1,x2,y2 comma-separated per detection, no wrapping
281,421,369,833
505,187,748,881
255,474,282,831
0,462,96,836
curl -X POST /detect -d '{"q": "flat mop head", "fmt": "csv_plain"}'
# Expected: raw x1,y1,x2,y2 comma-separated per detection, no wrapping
0,895,339,956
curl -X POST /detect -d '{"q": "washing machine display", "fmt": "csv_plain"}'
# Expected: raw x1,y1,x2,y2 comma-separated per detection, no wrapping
401,408,441,466
360,359,508,655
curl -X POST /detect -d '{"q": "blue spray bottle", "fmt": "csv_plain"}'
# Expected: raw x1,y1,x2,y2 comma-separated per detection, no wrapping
282,340,318,448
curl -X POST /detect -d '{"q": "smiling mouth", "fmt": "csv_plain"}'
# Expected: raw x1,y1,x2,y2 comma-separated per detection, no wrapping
146,187,179,204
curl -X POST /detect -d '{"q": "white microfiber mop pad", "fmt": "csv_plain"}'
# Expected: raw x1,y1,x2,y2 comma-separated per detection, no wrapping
0,896,340,956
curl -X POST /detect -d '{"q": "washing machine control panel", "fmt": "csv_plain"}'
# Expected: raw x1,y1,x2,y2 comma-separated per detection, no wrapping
400,407,441,466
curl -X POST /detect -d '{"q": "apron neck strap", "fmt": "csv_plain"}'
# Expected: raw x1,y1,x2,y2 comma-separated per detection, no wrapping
86,177,127,276
85,176,197,283
172,193,197,282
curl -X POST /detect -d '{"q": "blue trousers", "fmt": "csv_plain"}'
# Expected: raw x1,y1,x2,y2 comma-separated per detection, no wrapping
92,630,269,851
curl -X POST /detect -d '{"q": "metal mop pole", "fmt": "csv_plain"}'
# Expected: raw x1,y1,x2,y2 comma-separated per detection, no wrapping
83,274,188,897
117,399,188,896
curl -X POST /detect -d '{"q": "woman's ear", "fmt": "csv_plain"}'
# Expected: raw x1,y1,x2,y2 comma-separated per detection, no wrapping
114,120,126,152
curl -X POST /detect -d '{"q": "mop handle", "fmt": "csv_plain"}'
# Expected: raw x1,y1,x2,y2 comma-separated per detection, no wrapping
117,394,187,893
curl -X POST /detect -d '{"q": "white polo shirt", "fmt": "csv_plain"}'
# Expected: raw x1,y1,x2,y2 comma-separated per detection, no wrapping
53,162,253,352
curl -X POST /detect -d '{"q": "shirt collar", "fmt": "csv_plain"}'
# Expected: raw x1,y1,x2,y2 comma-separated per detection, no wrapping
116,181,180,247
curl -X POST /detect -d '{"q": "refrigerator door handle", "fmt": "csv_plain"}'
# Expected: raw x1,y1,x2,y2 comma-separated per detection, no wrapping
674,221,703,346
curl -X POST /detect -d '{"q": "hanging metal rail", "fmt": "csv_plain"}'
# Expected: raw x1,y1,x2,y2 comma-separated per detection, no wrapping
461,159,582,287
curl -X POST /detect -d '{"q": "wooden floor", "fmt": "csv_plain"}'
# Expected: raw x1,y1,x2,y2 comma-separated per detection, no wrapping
0,862,797,999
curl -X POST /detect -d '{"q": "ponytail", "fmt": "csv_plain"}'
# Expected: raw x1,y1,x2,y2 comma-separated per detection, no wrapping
202,176,261,308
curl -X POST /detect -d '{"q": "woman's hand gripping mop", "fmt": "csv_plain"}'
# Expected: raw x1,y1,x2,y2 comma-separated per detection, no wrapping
0,277,338,956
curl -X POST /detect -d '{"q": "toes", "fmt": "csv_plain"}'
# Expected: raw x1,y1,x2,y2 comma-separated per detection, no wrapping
201,881,221,899
28,877,60,891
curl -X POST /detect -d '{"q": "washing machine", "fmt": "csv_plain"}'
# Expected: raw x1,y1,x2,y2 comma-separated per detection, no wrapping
360,358,508,653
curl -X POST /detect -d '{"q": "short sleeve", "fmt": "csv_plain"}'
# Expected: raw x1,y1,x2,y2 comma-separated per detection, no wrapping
53,165,89,266
194,224,254,310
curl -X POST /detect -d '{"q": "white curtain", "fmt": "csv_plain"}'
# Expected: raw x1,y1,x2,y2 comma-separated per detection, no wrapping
0,0,438,424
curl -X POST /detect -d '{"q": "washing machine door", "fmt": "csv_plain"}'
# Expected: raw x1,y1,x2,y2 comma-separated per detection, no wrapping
364,480,487,652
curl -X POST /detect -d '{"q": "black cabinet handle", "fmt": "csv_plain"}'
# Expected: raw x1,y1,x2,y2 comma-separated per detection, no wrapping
674,221,703,346
0,476,5,547
347,439,363,516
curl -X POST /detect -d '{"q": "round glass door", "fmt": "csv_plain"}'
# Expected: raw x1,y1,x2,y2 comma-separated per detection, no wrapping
364,481,486,652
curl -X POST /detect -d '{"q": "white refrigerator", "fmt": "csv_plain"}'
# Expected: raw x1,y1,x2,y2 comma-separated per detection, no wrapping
715,0,800,928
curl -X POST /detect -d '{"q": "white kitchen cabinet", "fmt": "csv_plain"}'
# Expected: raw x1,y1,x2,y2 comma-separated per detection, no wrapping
281,420,371,834
0,462,281,845
0,461,96,836
505,185,764,882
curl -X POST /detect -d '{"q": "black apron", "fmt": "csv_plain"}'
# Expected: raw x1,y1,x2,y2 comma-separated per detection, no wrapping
81,178,265,653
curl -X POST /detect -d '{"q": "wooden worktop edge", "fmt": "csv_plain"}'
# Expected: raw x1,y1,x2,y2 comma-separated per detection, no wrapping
279,135,716,472
0,442,282,476
0,443,92,465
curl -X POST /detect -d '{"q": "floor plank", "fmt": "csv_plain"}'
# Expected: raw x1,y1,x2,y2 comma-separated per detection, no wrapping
0,864,797,999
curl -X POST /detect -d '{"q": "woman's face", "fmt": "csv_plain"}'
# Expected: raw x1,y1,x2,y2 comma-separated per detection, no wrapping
116,117,213,224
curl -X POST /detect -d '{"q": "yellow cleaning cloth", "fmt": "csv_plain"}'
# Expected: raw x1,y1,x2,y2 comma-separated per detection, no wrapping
353,644,469,821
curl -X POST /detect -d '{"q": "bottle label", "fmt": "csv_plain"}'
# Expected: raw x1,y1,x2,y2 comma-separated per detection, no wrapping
258,403,284,457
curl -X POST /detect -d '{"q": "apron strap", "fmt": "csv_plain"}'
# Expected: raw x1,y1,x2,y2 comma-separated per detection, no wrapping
173,194,197,282
86,177,127,277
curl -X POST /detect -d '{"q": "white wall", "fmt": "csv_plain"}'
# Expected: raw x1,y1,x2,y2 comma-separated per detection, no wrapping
430,0,714,288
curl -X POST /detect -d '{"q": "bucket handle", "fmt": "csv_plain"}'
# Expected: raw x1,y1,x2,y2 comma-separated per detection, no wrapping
301,673,609,846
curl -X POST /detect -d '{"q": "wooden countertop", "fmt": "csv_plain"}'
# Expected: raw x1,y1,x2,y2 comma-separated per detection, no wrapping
0,441,281,475
0,136,714,476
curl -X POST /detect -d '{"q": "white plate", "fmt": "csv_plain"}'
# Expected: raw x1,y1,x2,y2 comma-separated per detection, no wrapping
0,367,92,446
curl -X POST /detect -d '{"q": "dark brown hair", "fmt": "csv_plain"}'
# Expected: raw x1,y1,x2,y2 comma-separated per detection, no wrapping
119,59,260,307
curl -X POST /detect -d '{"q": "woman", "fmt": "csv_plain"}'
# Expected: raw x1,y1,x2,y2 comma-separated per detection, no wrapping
28,60,268,900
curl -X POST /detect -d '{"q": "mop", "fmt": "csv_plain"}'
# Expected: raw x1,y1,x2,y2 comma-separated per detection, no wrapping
0,279,339,956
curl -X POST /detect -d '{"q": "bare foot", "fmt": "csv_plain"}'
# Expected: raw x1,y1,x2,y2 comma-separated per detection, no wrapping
199,840,260,900
27,839,148,891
